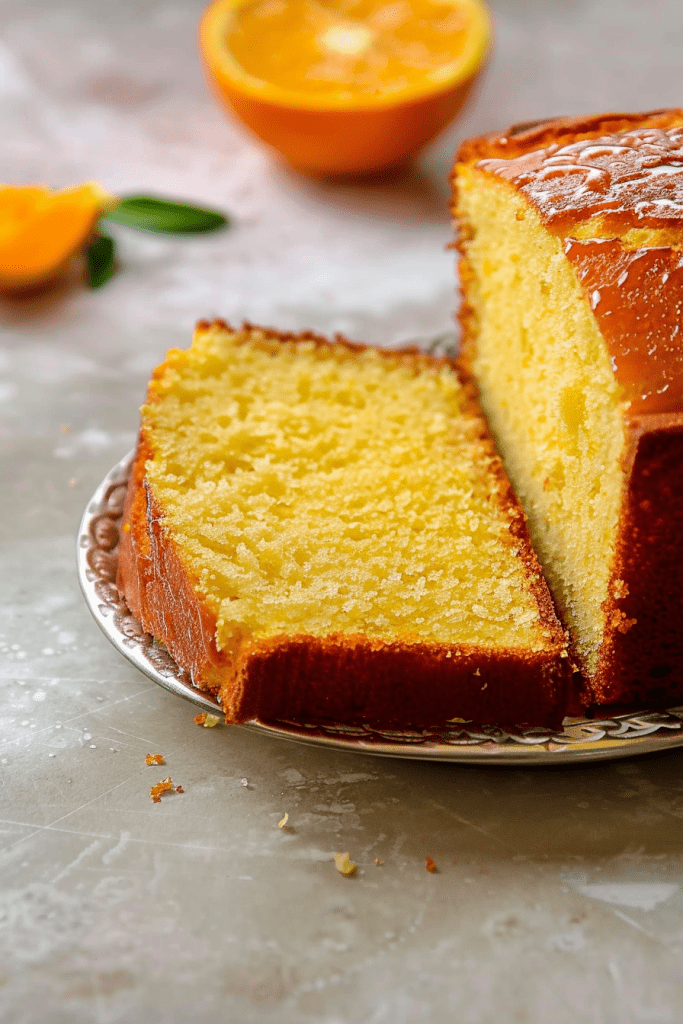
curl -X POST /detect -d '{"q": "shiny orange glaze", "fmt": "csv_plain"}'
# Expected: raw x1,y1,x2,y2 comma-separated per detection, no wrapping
472,119,683,417
564,239,683,416
477,124,683,236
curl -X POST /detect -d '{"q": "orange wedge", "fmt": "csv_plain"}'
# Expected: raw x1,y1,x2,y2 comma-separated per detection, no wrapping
199,0,492,176
0,182,114,293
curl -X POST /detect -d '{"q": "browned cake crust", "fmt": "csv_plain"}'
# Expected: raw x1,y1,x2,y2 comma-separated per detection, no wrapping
456,109,683,171
454,110,683,709
592,415,683,707
117,321,570,729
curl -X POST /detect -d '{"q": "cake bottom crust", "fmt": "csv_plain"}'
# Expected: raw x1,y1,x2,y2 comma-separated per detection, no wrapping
224,636,569,729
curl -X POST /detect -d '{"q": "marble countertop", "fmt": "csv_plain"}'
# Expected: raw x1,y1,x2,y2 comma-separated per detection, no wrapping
3,1,683,1021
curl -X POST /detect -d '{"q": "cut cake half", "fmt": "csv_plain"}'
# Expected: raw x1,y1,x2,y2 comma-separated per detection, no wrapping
117,321,569,727
453,108,683,709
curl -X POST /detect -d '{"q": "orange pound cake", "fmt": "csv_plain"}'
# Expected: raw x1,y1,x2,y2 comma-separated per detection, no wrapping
117,321,569,727
452,108,683,709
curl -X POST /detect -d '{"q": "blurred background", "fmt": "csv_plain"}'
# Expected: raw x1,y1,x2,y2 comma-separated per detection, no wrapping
4,0,681,354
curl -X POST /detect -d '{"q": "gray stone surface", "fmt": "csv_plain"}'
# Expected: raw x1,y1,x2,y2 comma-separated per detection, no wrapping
2,0,683,1020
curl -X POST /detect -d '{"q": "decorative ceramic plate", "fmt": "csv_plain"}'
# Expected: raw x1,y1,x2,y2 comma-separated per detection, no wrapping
78,451,683,765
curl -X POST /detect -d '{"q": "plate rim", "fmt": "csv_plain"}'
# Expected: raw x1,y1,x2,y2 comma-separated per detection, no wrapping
77,451,683,765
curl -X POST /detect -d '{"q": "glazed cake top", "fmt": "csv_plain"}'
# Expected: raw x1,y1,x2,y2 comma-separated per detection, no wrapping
477,126,683,233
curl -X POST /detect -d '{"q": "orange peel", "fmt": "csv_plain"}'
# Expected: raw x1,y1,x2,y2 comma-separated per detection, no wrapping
199,0,492,176
0,182,114,293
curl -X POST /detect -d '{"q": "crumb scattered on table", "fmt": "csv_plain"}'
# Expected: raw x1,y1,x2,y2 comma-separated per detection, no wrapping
278,813,289,828
150,777,182,803
194,712,219,727
374,857,384,866
425,856,438,873
145,753,164,766
334,852,357,878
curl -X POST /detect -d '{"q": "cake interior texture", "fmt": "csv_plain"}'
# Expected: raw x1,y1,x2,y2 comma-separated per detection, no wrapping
455,165,626,678
141,324,553,672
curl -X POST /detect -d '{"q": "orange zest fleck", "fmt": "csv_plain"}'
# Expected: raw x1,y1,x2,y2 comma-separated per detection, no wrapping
0,182,114,293
145,753,165,766
199,0,492,176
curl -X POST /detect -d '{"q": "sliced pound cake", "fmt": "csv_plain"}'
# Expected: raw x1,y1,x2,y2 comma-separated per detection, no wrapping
453,108,683,709
117,321,569,727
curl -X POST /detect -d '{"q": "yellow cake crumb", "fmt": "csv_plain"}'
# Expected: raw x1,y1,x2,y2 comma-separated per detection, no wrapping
141,325,553,666
334,852,357,877
194,712,220,727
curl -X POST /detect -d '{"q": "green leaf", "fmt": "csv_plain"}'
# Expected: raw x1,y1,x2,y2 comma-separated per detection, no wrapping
103,195,228,234
86,232,117,289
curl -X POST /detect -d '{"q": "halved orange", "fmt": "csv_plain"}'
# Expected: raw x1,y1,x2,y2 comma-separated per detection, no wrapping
199,0,492,176
0,182,114,293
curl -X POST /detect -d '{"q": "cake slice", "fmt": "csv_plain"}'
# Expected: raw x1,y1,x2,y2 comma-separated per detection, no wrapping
452,108,683,709
117,321,569,727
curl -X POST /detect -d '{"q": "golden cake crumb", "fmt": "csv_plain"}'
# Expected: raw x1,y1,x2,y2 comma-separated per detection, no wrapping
334,852,357,877
425,856,438,873
145,753,164,766
150,777,175,803
194,712,220,727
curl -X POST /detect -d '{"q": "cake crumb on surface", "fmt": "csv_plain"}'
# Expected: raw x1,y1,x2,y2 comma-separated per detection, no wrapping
425,856,438,873
194,712,219,727
150,777,176,803
145,753,164,766
334,852,357,877
278,813,289,828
